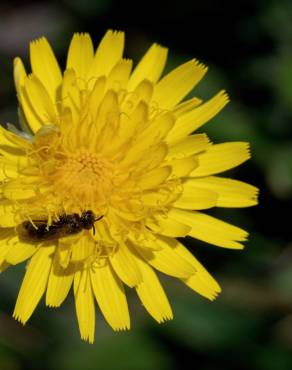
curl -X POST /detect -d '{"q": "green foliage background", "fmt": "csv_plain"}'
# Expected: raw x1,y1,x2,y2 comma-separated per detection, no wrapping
0,1,291,369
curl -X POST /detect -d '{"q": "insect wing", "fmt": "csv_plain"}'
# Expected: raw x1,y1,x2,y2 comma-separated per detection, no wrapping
17,220,67,242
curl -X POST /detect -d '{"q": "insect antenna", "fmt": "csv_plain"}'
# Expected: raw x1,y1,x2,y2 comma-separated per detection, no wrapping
92,215,103,236
95,215,104,222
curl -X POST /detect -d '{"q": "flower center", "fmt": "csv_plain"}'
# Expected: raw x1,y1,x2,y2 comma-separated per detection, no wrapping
51,149,115,209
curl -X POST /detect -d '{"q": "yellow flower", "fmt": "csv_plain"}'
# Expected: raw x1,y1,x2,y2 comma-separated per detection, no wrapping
0,30,258,343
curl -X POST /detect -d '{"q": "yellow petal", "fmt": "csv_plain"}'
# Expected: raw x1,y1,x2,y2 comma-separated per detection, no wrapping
169,156,198,178
71,234,94,264
23,74,57,124
13,245,54,324
56,239,74,269
172,239,221,300
107,59,133,91
0,157,19,180
109,242,142,287
14,58,35,133
0,232,14,265
88,76,106,123
173,185,218,210
118,110,174,163
91,262,130,331
67,33,94,80
0,138,28,166
74,270,95,343
5,238,38,265
95,95,120,152
3,179,37,200
30,37,62,101
128,43,168,91
95,90,119,149
138,166,171,190
140,188,178,208
113,203,146,222
191,142,251,177
133,79,154,103
187,176,259,208
152,59,207,109
183,273,220,300
116,101,148,154
0,213,15,227
168,208,248,249
0,156,34,181
17,73,42,133
93,219,116,245
0,228,14,239
14,57,26,96
61,69,80,124
167,91,229,144
133,237,196,278
172,97,203,117
0,261,10,273
147,215,191,237
119,79,153,118
46,257,74,307
0,146,27,168
0,201,16,227
167,133,211,159
89,30,124,78
0,125,31,150
135,255,173,323
134,143,168,173
140,111,175,143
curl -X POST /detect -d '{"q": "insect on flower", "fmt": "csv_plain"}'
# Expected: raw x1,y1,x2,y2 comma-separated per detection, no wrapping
17,211,103,242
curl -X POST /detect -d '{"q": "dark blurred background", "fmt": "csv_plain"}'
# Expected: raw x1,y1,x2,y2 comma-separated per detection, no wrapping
0,0,292,369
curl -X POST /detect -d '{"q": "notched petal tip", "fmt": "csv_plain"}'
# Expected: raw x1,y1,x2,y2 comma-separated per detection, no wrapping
107,29,124,35
103,29,125,46
81,334,95,344
157,312,174,323
245,142,251,158
252,187,260,206
46,302,58,308
191,58,208,73
12,311,27,325
72,32,91,38
152,42,168,52
113,323,131,332
220,89,230,102
29,36,47,46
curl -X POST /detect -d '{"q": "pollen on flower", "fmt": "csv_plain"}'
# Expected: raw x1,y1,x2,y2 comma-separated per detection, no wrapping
50,149,115,208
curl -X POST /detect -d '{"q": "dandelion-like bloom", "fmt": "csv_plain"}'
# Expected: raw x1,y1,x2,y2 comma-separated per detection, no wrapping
0,30,258,342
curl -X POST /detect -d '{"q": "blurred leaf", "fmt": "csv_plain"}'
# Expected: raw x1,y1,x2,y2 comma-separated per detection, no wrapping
55,331,171,370
164,296,260,351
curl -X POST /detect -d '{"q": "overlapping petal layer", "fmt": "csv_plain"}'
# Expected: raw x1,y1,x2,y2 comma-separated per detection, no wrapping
0,30,258,342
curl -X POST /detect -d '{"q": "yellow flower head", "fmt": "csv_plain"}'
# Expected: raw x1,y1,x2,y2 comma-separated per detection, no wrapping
0,30,258,342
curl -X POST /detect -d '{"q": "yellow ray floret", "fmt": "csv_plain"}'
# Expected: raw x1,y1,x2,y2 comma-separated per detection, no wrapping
91,262,130,331
13,246,55,324
30,37,62,101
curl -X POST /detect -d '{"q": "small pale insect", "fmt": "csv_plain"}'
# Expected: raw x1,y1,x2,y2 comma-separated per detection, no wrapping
17,210,103,242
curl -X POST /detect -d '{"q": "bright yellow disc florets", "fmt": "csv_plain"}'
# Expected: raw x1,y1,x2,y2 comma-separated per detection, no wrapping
50,148,115,208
